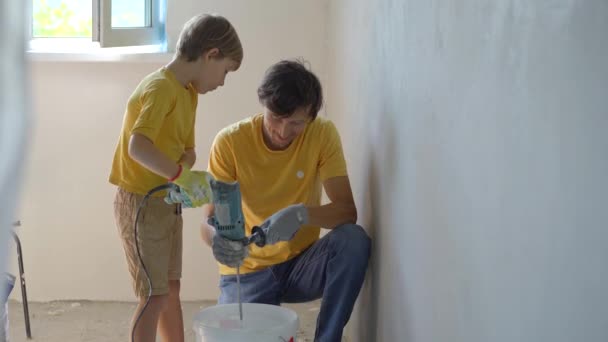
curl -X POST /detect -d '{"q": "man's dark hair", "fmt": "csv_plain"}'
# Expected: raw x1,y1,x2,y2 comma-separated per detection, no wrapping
257,59,323,119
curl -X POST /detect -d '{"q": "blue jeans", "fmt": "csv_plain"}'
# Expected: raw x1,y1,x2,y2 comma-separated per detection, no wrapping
219,224,371,342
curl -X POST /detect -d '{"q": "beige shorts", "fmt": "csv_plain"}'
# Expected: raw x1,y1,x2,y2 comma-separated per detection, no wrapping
114,187,182,297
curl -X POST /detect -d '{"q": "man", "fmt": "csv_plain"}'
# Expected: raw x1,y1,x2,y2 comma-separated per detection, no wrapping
201,60,371,342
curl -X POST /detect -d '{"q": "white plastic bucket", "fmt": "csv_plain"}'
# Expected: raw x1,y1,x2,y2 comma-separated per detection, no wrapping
193,303,298,342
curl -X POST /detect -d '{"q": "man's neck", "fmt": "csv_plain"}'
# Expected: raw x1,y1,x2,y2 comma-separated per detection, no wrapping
261,122,290,151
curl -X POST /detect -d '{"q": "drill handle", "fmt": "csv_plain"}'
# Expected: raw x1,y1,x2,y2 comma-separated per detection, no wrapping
244,226,266,247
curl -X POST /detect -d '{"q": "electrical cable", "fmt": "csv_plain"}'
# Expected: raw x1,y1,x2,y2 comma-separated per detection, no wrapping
130,183,177,342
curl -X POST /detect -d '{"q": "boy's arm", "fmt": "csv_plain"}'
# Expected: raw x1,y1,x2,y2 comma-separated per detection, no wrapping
128,133,180,179
178,148,196,168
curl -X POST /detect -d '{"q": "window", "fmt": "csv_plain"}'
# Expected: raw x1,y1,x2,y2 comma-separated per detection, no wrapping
30,0,165,49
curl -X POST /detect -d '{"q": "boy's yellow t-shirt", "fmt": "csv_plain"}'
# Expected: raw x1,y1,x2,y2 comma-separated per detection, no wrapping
208,114,348,275
109,67,198,195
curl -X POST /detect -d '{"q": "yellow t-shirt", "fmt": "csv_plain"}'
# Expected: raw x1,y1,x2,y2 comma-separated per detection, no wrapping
109,67,198,195
208,114,348,275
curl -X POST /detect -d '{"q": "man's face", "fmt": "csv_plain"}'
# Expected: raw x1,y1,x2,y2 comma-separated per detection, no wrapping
262,107,311,150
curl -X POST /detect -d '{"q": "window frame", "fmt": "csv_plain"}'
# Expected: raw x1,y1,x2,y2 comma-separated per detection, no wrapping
29,0,165,49
99,0,165,48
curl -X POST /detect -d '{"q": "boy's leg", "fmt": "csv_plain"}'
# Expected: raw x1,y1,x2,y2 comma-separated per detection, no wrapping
132,294,168,342
114,188,182,342
218,268,282,305
158,280,184,342
277,224,371,342
158,219,184,342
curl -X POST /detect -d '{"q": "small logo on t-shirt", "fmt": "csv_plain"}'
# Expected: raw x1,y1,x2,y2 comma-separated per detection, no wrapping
296,170,304,179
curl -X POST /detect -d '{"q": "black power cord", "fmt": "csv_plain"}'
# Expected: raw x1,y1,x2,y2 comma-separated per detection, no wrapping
131,183,178,342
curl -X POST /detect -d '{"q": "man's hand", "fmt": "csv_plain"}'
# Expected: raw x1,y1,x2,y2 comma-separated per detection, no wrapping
208,217,248,267
169,165,213,208
260,204,309,245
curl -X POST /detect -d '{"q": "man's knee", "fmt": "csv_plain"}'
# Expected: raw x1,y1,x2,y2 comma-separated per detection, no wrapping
330,224,371,261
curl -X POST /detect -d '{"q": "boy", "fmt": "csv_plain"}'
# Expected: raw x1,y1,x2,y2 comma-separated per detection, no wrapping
109,14,244,342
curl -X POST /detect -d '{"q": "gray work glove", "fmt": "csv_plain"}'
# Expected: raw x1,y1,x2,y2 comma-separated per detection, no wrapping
260,204,309,245
208,217,248,267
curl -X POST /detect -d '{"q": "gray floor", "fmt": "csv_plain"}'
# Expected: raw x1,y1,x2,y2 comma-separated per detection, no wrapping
7,299,325,342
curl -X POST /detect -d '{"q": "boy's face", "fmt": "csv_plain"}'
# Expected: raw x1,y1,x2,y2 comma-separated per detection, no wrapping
262,107,311,150
193,50,238,94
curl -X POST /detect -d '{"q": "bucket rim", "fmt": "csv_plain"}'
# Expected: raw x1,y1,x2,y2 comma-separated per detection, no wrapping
192,303,298,332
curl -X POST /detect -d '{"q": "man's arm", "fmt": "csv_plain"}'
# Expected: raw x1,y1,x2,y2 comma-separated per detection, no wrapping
128,133,180,179
306,176,357,229
200,204,215,247
178,148,196,168
259,176,357,245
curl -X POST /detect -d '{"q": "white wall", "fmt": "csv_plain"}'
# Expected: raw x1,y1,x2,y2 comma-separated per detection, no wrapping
326,1,608,341
8,0,328,302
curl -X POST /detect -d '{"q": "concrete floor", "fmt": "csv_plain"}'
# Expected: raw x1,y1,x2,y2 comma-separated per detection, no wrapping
6,299,326,341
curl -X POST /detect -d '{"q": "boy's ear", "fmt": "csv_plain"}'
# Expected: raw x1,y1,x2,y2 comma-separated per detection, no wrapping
204,48,221,60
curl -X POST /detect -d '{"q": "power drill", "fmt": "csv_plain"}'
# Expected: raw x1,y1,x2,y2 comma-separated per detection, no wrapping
207,178,266,247
206,178,266,322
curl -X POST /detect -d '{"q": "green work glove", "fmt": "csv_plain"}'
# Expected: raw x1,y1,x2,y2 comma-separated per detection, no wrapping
168,165,214,208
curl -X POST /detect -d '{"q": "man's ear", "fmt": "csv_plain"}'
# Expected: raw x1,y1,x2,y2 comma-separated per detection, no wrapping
204,48,221,60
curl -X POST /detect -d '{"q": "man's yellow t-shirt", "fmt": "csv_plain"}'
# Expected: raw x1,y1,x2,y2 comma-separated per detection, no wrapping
208,114,348,275
109,67,197,195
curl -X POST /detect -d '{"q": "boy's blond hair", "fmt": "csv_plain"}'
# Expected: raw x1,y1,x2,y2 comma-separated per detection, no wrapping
176,14,243,68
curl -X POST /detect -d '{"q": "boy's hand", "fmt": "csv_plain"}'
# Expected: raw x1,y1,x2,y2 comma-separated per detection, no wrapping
208,217,248,267
169,165,213,208
260,204,309,245
164,187,194,208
